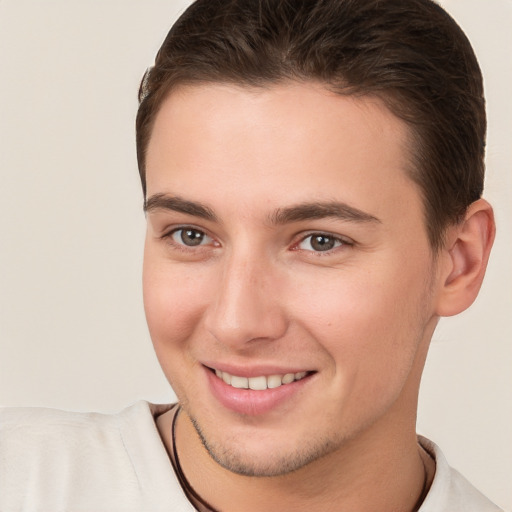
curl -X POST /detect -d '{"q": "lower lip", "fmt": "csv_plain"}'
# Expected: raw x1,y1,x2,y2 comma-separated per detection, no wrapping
205,368,313,416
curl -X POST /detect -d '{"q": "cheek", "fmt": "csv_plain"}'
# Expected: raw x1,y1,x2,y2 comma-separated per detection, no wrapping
142,252,210,358
288,262,429,384
292,267,430,429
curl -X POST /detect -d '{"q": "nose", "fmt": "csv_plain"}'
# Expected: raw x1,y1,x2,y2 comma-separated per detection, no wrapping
203,251,289,349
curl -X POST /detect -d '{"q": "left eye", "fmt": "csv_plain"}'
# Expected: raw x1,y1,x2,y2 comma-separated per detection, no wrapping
171,228,212,247
297,233,344,252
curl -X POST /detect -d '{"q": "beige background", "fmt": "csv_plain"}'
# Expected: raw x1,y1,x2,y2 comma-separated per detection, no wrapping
0,1,510,509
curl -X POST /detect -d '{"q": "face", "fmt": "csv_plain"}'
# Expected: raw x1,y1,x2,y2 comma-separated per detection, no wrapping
143,82,440,477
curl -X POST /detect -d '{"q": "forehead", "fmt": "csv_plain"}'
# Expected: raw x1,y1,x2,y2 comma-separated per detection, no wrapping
145,82,421,224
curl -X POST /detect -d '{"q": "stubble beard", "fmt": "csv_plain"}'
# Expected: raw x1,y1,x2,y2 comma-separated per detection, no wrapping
186,409,342,478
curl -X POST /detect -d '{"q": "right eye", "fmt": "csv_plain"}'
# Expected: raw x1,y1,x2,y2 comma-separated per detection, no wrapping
170,227,213,247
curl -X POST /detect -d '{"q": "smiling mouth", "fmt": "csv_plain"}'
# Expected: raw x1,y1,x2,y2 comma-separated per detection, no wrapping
210,368,312,390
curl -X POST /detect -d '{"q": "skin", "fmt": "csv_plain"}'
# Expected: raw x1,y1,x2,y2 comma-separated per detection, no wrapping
143,82,494,511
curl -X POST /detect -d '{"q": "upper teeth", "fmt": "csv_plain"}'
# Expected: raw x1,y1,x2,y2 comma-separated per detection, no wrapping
214,370,308,390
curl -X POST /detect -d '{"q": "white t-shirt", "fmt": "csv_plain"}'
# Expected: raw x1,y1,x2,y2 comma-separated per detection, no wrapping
0,401,503,512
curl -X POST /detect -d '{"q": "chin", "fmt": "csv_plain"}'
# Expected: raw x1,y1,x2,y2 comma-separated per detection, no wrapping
188,411,340,477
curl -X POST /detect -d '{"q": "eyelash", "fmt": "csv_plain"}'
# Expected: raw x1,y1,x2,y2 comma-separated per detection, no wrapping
162,226,217,252
292,232,353,255
161,226,353,255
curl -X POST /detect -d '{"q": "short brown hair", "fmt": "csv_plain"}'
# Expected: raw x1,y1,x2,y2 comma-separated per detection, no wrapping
136,0,486,250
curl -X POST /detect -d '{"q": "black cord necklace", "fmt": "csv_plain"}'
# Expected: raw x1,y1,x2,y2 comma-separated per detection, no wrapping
171,406,219,512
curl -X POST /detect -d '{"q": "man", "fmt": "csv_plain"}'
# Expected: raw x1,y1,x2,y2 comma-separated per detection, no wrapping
0,0,503,511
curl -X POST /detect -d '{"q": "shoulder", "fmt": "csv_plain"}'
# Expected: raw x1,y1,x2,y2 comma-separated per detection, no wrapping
0,400,173,451
0,401,155,470
1,402,125,438
0,402,193,512
418,436,504,512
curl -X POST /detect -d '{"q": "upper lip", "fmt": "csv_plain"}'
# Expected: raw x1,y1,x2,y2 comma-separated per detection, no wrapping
202,362,314,378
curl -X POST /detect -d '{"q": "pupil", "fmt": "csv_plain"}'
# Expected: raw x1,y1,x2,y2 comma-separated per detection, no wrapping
311,235,335,251
181,229,204,246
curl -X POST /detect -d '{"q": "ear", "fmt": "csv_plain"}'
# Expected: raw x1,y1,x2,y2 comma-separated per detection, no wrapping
435,199,495,317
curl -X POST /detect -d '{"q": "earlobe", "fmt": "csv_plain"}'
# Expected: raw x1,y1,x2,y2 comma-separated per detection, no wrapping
435,199,495,317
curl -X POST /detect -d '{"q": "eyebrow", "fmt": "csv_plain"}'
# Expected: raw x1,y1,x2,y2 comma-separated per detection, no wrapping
269,201,381,225
144,193,217,221
144,193,380,225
